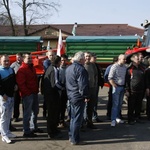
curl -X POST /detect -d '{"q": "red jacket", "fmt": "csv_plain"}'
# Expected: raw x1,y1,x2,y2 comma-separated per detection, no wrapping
16,62,39,97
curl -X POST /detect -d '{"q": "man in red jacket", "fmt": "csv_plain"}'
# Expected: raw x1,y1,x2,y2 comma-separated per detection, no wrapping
16,53,39,137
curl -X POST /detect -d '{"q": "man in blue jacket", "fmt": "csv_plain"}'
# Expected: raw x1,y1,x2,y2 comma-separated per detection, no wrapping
66,51,89,145
0,54,18,144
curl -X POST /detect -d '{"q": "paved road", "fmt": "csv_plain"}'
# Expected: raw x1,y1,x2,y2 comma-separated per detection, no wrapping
1,87,150,150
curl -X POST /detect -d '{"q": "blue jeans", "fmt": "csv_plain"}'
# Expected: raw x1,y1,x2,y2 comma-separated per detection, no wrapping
111,86,125,121
22,94,39,134
69,100,85,144
0,96,14,136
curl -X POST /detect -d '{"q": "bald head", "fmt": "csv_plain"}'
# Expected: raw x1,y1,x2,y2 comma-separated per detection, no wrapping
118,54,126,65
46,50,56,62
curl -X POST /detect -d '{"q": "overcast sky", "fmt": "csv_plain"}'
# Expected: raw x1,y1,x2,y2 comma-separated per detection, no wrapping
12,0,150,29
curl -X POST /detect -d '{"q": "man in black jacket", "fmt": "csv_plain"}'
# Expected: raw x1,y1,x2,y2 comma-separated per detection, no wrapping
126,54,145,125
43,55,64,139
90,53,104,123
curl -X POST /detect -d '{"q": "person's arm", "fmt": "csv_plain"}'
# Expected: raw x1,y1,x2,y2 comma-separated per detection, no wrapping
108,64,117,87
78,67,89,100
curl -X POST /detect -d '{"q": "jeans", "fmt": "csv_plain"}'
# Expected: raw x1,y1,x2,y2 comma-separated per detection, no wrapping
111,86,125,121
22,94,39,134
69,100,85,144
0,96,14,136
67,100,71,119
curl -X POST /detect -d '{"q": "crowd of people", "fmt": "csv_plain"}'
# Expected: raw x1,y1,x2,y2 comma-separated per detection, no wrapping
0,50,149,145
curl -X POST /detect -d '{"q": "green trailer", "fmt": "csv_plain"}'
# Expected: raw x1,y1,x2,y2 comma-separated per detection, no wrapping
0,36,43,54
66,36,142,68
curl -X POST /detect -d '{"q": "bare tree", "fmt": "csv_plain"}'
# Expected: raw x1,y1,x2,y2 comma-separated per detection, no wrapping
0,15,10,25
0,0,60,35
0,0,16,35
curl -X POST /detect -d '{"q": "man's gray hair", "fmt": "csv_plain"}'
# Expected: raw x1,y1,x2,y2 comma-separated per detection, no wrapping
73,51,85,62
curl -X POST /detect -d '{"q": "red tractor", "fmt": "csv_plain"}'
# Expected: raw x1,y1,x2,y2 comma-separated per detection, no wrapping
125,20,150,61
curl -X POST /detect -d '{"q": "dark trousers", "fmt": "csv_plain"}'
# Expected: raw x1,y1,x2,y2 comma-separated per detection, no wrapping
128,91,144,122
146,96,150,119
45,90,60,135
92,86,99,119
13,90,21,119
43,96,47,117
84,87,97,124
59,90,68,123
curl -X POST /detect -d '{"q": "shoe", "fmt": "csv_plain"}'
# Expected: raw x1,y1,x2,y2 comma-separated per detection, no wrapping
23,132,37,138
2,136,12,144
92,118,103,123
9,125,17,131
87,124,97,129
116,118,124,124
48,133,62,139
111,120,116,127
7,133,17,138
32,128,44,133
71,141,86,145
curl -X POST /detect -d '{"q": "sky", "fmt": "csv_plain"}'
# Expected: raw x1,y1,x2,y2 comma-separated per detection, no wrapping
11,0,150,29
48,0,150,29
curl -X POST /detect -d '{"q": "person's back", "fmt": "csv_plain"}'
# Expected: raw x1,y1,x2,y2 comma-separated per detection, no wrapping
66,61,89,103
65,51,89,145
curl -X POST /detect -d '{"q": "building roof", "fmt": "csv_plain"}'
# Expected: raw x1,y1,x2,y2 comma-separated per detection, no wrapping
0,24,144,38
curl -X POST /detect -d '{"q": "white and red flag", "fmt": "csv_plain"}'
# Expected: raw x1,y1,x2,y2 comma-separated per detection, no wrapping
57,29,65,56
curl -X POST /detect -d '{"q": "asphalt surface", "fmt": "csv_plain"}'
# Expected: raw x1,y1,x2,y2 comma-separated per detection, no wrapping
1,87,150,150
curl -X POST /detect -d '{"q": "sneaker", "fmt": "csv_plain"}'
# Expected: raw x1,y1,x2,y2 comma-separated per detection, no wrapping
2,136,12,144
116,118,124,124
111,120,116,127
7,133,17,138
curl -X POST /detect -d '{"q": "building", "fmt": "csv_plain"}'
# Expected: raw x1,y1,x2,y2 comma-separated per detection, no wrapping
0,24,144,49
